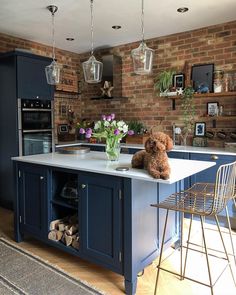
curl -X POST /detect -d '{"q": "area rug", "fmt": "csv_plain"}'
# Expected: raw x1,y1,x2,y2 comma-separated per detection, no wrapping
0,238,106,295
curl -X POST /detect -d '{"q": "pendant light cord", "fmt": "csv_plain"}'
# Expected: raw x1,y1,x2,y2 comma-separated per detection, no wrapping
141,0,145,44
90,0,94,56
51,10,56,61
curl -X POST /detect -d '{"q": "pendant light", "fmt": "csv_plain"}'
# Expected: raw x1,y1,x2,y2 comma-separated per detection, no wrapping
82,0,103,84
131,0,154,75
45,5,61,85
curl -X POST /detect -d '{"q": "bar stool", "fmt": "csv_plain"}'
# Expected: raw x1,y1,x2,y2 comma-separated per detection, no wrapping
151,161,236,295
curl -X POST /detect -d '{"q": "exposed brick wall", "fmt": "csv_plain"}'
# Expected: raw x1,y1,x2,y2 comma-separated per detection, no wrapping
0,20,236,147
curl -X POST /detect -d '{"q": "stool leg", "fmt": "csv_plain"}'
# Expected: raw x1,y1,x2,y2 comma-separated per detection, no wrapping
154,209,169,295
225,205,236,268
200,215,214,295
180,211,184,280
183,213,193,277
215,215,236,287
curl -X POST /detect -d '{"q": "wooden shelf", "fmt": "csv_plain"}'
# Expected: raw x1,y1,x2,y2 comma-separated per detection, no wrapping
168,91,236,110
199,115,236,121
167,91,236,100
51,198,78,210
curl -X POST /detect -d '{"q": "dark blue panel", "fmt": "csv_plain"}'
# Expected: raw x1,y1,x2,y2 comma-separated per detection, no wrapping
17,55,54,100
80,172,122,272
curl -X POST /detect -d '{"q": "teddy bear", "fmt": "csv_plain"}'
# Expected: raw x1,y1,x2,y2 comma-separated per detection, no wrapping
131,131,173,179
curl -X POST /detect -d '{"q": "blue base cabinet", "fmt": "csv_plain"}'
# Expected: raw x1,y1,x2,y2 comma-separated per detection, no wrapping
14,161,180,295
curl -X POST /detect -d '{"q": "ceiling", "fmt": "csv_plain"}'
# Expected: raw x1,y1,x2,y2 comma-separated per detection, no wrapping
0,0,236,54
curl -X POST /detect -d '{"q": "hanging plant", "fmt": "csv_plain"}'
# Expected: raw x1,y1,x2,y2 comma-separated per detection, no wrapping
180,86,195,145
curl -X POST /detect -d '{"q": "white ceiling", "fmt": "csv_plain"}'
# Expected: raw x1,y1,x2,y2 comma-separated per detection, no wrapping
0,0,236,54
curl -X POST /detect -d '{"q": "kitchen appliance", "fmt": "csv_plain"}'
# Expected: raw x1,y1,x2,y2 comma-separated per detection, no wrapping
18,98,55,156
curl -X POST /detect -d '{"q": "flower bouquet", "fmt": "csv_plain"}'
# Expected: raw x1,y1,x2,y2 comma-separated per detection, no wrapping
79,114,134,161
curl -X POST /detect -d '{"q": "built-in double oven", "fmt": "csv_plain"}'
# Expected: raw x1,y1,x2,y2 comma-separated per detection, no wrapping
18,99,55,156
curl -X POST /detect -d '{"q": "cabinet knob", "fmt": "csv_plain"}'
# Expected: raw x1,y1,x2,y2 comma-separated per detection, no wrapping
211,155,219,160
40,176,44,180
81,184,86,189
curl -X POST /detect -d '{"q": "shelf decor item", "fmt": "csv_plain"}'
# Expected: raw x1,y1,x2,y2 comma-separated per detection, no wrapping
82,0,103,83
45,5,61,85
173,73,185,89
194,122,206,137
207,102,219,116
131,0,154,75
191,64,214,93
79,114,134,161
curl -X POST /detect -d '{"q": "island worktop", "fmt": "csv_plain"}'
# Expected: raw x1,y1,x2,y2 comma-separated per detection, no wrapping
12,151,216,184
12,151,216,295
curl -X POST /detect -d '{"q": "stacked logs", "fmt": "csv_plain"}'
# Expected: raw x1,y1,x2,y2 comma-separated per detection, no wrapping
48,215,79,250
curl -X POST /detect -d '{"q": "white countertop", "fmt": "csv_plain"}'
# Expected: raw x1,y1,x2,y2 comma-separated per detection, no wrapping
12,151,216,184
56,141,236,156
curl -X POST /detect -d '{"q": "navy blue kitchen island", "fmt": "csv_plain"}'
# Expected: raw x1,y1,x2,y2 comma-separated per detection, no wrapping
12,151,215,294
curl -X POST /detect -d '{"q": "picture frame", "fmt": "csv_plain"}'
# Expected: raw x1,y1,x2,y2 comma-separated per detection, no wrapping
194,122,206,137
191,64,214,93
173,73,185,89
207,102,219,116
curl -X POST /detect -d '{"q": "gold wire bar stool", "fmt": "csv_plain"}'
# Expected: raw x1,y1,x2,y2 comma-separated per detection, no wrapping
151,161,236,295
186,181,236,268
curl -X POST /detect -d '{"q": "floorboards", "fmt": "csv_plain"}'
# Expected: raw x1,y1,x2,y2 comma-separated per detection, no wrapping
0,207,235,295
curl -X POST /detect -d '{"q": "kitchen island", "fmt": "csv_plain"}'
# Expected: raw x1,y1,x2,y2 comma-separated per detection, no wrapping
12,152,215,294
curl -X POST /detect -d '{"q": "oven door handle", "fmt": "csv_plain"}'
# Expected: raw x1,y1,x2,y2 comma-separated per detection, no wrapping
22,108,52,112
22,129,53,133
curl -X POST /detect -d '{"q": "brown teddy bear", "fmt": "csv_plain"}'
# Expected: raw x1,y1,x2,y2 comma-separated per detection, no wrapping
131,131,173,179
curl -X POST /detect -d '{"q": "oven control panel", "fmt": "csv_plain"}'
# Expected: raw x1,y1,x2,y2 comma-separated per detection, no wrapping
21,99,51,109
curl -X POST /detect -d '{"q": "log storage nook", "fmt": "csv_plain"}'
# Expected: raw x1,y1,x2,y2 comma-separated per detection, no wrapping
12,151,215,295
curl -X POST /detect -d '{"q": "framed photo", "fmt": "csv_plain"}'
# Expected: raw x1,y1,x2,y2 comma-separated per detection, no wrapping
207,102,219,116
194,122,206,137
173,73,185,89
191,64,214,93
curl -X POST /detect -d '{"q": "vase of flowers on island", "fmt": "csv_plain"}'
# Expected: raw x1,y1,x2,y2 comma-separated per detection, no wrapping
79,114,134,161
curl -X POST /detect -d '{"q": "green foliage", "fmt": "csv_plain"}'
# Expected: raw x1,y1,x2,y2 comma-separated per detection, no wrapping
128,120,145,135
154,70,176,93
181,86,195,133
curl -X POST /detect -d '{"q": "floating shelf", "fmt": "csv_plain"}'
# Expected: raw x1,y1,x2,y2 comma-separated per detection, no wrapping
51,198,78,210
199,115,236,121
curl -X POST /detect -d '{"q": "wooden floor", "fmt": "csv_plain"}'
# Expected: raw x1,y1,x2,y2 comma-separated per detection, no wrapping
0,207,236,295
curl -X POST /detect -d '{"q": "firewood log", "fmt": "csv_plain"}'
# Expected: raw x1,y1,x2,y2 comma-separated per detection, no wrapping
69,214,78,224
64,232,73,246
48,230,63,241
71,238,80,250
49,219,61,231
66,224,78,236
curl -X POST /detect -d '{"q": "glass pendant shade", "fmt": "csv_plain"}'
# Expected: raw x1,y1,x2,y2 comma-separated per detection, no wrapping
131,42,154,75
82,55,103,84
45,5,60,85
45,60,61,85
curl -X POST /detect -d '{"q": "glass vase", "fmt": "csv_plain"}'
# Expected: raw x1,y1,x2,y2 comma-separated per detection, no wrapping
105,138,121,161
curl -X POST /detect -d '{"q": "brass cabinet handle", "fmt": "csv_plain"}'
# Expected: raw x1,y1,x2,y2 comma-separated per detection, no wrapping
81,184,86,189
211,155,219,160
40,176,44,180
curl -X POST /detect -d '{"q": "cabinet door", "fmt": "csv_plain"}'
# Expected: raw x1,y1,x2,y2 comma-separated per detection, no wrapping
18,164,47,238
79,172,122,272
17,56,54,100
189,153,236,184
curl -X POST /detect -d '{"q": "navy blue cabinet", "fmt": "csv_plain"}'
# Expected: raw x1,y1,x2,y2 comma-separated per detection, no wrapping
17,164,48,239
79,172,122,273
17,55,54,100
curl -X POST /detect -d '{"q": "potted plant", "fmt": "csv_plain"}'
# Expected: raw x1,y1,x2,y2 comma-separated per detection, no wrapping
126,120,148,144
154,70,176,96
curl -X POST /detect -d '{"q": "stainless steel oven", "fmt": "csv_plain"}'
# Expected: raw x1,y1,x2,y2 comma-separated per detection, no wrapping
18,99,55,156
